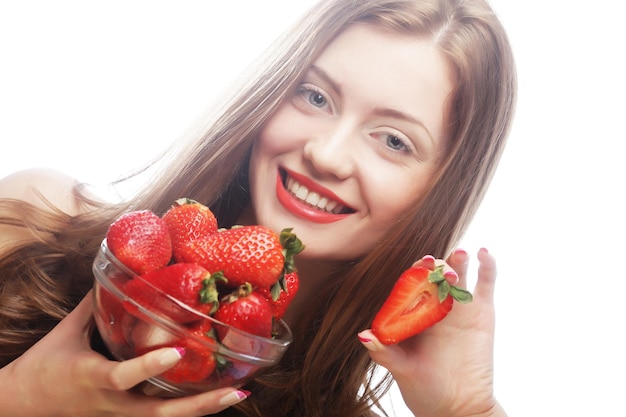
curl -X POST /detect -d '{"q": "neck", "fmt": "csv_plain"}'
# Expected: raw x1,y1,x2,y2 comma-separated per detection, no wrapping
281,255,344,327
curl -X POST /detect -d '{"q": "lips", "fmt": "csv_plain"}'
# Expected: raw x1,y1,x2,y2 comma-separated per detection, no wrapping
275,169,354,224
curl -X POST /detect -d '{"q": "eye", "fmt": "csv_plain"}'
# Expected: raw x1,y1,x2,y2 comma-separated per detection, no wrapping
294,84,333,113
371,130,417,158
308,91,327,108
386,134,408,152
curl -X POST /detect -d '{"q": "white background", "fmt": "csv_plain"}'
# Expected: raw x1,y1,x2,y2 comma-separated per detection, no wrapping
1,1,625,416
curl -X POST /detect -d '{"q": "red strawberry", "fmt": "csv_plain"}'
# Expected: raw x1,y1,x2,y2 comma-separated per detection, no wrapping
124,263,223,323
137,320,218,383
214,283,273,339
178,226,304,289
371,265,473,345
257,271,299,320
106,210,172,275
162,198,218,262
96,283,129,346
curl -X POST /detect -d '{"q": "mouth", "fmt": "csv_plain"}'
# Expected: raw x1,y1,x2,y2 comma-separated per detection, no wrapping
278,169,355,217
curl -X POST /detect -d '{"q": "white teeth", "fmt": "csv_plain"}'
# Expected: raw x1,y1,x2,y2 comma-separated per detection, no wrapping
305,192,320,206
285,176,346,214
325,200,338,213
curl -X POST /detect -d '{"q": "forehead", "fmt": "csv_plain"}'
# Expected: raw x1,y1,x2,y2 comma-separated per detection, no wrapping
312,24,456,145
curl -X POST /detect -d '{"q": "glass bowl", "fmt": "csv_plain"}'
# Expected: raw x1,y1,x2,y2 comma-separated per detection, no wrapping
92,240,292,397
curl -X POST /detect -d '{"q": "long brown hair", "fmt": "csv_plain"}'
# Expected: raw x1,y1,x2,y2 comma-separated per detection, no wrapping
0,0,516,416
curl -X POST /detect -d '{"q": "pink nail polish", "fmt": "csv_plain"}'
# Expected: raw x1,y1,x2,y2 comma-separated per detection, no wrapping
444,270,458,281
236,390,251,399
358,335,372,343
454,248,468,257
219,389,251,406
175,347,186,357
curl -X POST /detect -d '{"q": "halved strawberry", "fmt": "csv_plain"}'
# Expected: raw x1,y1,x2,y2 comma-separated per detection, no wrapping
178,226,303,290
123,263,223,323
105,210,172,275
162,198,218,262
371,265,473,345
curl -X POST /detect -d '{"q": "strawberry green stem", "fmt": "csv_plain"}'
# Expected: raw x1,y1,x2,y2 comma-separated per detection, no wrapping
428,266,473,304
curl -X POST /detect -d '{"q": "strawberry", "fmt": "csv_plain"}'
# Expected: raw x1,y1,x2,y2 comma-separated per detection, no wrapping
214,283,273,339
96,282,129,346
137,319,218,383
258,271,299,320
162,198,218,262
123,263,223,323
106,210,172,275
371,265,473,345
178,226,304,289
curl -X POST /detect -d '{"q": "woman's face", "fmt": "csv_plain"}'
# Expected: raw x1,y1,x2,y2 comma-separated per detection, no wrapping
248,24,455,260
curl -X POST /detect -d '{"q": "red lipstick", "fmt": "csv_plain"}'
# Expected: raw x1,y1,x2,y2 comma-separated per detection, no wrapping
275,170,351,224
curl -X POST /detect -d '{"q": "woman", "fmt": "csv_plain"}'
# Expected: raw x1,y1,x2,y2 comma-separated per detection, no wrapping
0,0,515,416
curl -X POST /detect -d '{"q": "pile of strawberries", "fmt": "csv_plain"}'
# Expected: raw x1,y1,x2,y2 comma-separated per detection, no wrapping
101,198,304,384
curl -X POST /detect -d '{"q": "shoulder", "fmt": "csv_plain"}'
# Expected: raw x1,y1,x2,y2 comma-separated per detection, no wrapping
0,168,86,216
0,168,92,253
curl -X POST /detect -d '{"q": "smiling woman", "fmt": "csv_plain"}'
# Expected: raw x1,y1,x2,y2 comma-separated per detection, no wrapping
246,25,453,261
0,0,518,415
0,0,626,417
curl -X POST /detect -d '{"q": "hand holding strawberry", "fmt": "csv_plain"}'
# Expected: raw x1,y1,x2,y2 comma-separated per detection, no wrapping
360,249,501,417
99,198,304,389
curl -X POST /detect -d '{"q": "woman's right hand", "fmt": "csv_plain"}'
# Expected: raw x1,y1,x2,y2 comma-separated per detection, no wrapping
0,291,248,417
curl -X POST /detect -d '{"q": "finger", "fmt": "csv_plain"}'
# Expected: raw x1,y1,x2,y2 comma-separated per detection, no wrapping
56,290,96,339
103,387,250,417
91,347,184,391
412,254,436,270
150,387,251,417
474,247,497,302
446,248,469,287
357,329,405,372
413,255,460,285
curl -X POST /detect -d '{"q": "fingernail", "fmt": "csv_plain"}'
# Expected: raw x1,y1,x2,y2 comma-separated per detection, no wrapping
158,347,185,366
480,247,489,254
219,390,251,406
444,270,458,283
358,333,378,352
422,255,435,261
454,248,469,263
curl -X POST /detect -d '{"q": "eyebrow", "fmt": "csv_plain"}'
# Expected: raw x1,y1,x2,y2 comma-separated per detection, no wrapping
309,65,342,95
307,65,435,145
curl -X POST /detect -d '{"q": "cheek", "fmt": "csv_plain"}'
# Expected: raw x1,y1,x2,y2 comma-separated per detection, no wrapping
257,106,302,153
365,168,433,224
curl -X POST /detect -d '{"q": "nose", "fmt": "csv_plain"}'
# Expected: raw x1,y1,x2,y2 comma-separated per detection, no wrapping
302,122,357,180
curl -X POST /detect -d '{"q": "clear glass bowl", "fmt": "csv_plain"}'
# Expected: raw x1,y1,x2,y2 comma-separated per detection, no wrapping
92,240,292,397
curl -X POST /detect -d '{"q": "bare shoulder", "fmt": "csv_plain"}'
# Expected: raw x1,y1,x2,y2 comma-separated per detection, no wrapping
0,168,86,216
0,168,93,252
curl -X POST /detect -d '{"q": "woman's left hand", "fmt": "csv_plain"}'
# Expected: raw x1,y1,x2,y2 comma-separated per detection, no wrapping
358,248,506,417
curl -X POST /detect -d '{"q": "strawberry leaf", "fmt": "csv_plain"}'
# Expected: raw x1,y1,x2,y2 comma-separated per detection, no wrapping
437,279,450,302
269,280,283,302
428,266,446,284
449,285,473,304
199,272,227,314
280,228,305,274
